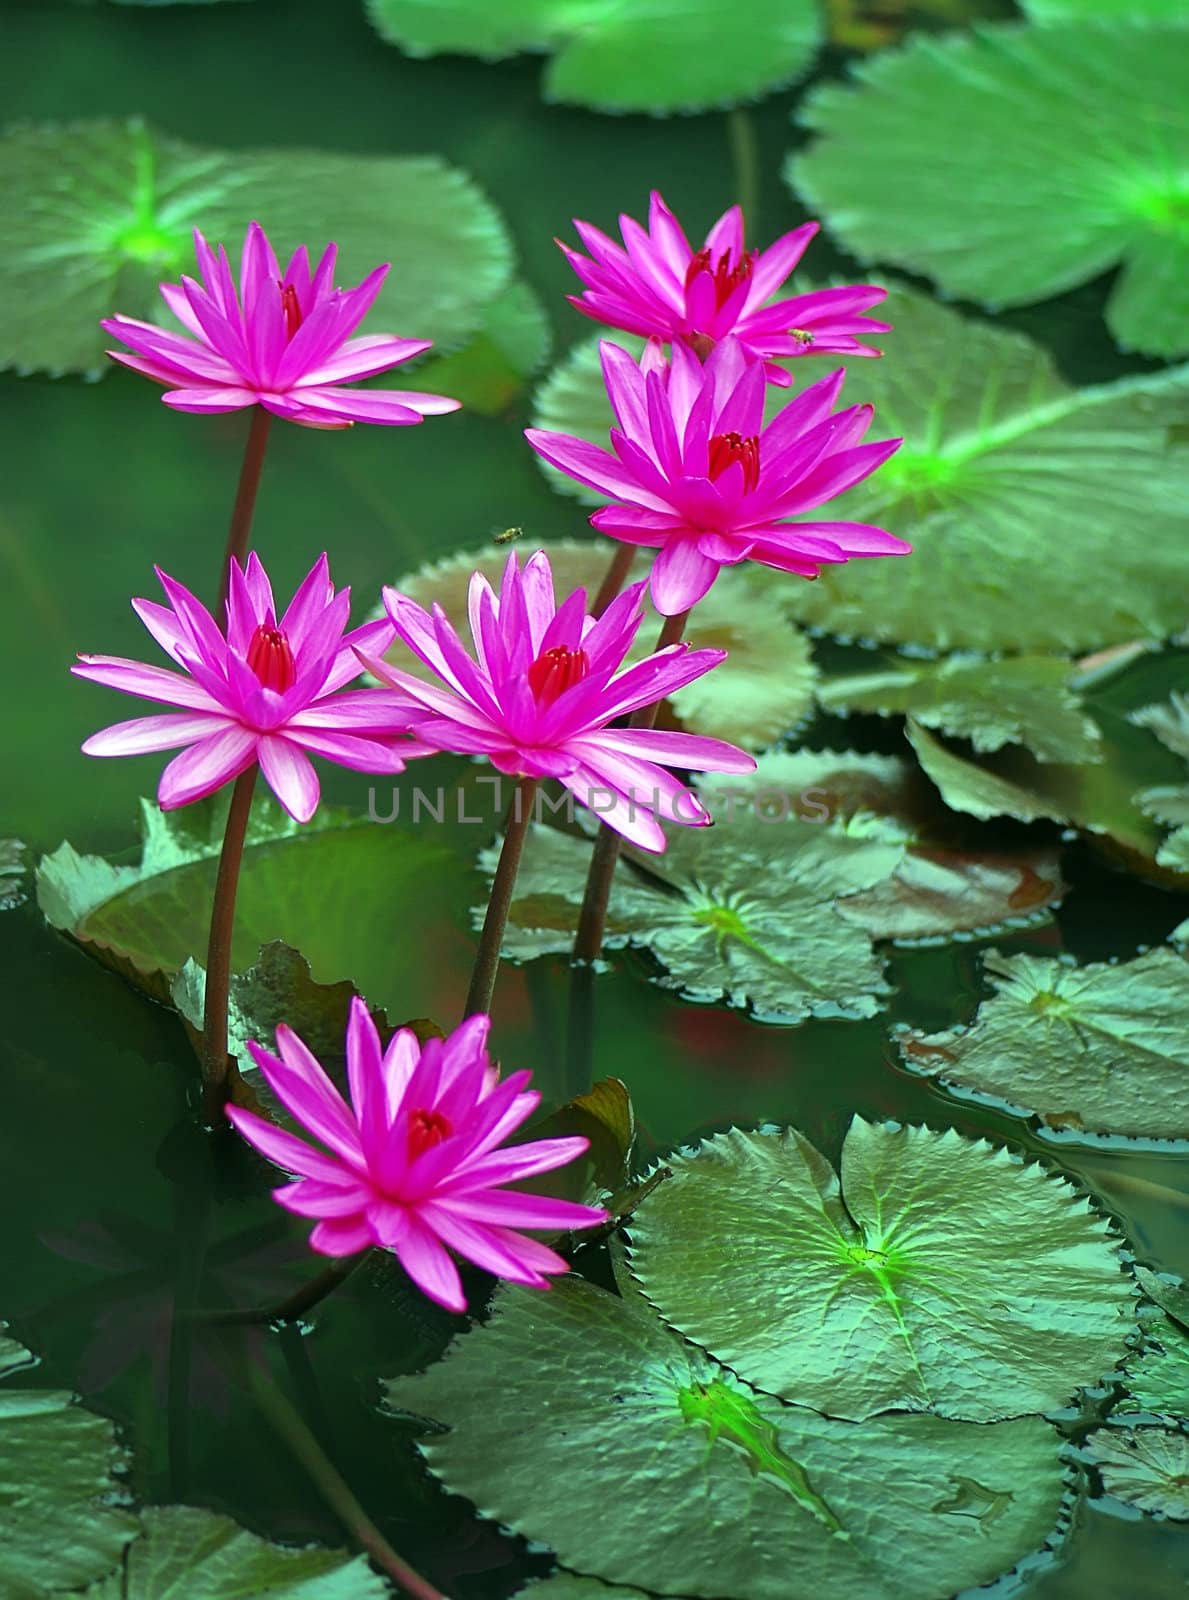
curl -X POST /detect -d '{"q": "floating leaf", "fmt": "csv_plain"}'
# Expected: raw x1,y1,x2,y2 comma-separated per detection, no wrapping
1130,693,1189,868
791,25,1189,356
0,117,511,376
508,1078,636,1211
0,1330,137,1597
513,1580,651,1600
400,280,551,415
37,793,463,1015
896,947,1189,1142
1085,1428,1189,1519
365,0,821,115
765,286,1189,652
819,653,1103,764
626,1119,1129,1421
905,719,1184,882
1021,0,1181,21
531,334,646,505
83,1504,389,1597
0,840,28,911
385,1275,1068,1600
384,541,817,750
1121,1271,1189,1419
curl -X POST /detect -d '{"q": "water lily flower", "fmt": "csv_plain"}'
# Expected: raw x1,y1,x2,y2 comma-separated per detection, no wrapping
560,190,889,383
73,553,421,822
227,1001,607,1312
358,550,757,852
525,337,908,615
101,221,461,429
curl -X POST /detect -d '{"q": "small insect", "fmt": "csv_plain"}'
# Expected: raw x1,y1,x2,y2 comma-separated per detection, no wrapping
494,526,523,545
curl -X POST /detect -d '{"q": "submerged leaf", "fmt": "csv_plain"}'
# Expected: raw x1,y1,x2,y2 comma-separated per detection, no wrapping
819,653,1103,764
791,25,1189,356
0,1330,137,1597
384,1275,1068,1600
626,1120,1130,1421
83,1504,389,1597
896,947,1189,1142
769,287,1189,652
384,541,816,750
1085,1429,1189,1519
365,0,820,115
0,117,511,376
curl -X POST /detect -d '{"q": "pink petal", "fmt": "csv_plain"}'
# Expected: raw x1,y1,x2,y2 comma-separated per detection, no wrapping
257,735,321,822
648,539,722,615
308,1216,378,1256
433,1189,606,1232
71,654,221,711
81,711,226,757
162,387,259,414
226,1104,355,1185
297,335,432,386
157,725,257,809
595,726,757,776
392,1214,466,1312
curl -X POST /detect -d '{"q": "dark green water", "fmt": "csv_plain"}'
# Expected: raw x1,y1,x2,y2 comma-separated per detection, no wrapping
2,2,1187,1596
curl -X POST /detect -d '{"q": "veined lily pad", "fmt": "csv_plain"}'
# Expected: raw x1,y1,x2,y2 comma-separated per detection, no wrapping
1130,693,1189,869
791,24,1189,357
818,653,1103,764
483,750,1065,1008
1085,1428,1189,1520
384,1275,1069,1600
0,117,511,376
1121,1271,1189,1419
0,1330,137,1597
896,947,1189,1143
365,0,821,115
82,1504,390,1597
513,1580,651,1600
383,541,816,750
625,1119,1130,1421
36,793,464,1017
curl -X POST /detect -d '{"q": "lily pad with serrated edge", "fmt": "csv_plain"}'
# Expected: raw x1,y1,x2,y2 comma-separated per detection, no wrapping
382,540,816,750
365,0,821,115
393,279,551,416
36,792,464,1016
82,1504,389,1598
896,947,1189,1143
1085,1428,1189,1519
1121,1274,1189,1421
1020,0,1181,21
483,750,1066,998
0,117,512,377
384,1275,1070,1600
0,1330,137,1598
818,653,1103,764
790,24,1189,357
625,1119,1131,1421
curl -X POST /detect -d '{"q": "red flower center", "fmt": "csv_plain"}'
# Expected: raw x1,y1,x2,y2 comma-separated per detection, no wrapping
279,282,303,340
246,623,296,693
407,1108,452,1160
527,645,589,706
684,247,756,310
707,431,761,494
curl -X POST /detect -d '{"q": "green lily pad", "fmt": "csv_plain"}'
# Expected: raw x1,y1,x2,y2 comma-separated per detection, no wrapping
37,793,464,1017
625,1119,1130,1421
385,541,817,751
1085,1428,1189,1519
82,1504,389,1597
386,1275,1068,1600
531,334,646,505
365,0,821,115
1021,0,1181,21
790,24,1189,357
0,840,28,911
773,287,1189,652
485,750,1065,1003
1130,694,1189,868
896,947,1189,1143
0,116,511,377
0,1330,137,1598
905,719,1186,883
396,280,551,416
513,1580,652,1600
1121,1271,1189,1419
819,653,1103,764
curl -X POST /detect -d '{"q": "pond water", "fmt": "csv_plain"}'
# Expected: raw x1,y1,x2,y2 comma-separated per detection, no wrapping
2,2,1188,1597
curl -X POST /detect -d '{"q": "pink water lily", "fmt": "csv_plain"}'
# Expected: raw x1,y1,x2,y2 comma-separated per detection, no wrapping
560,190,889,383
358,550,757,852
227,1001,607,1312
101,221,461,429
525,336,908,615
73,553,422,822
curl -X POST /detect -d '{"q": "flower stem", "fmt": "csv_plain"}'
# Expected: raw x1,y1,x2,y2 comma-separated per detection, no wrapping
566,610,689,1088
239,1348,448,1600
217,409,273,624
592,544,637,618
201,764,258,1121
192,1251,367,1326
727,106,760,226
464,776,538,1019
